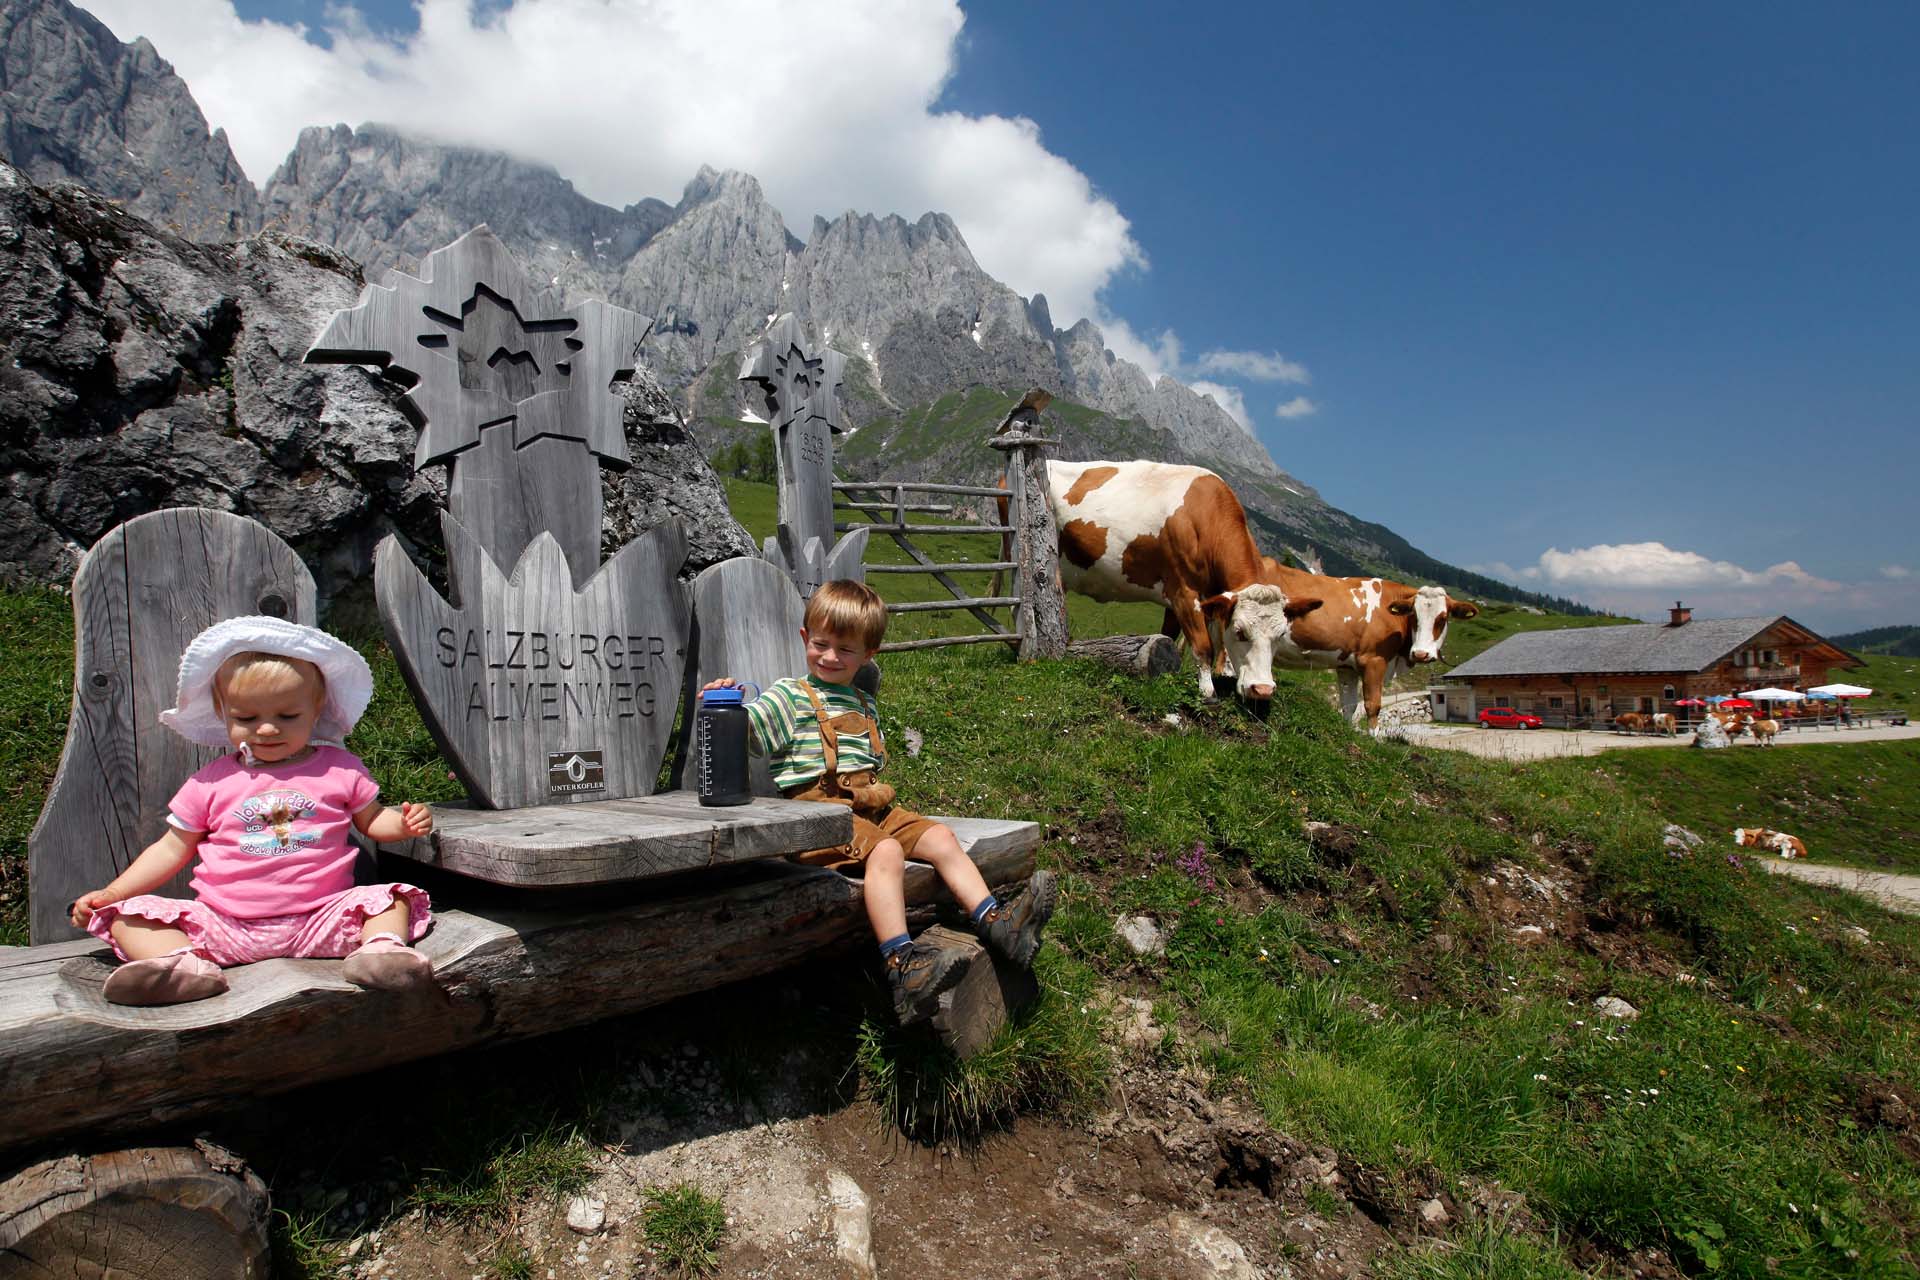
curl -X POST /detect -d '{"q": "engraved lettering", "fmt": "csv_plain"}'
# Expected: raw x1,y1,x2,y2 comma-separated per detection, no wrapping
562,683,582,717
615,682,635,717
461,628,482,667
553,632,574,670
605,634,624,670
436,627,457,668
539,682,559,719
506,631,526,670
467,682,486,719
634,680,656,717
580,633,599,668
531,632,549,670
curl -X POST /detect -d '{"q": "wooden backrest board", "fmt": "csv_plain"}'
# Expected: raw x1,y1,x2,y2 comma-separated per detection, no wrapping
27,509,316,943
742,314,869,597
306,227,688,810
677,557,809,798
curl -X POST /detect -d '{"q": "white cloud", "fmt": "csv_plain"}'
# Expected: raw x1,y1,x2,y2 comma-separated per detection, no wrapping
1532,542,1845,592
1187,381,1252,432
1193,350,1311,383
1274,396,1318,419
1882,564,1914,580
78,0,1143,331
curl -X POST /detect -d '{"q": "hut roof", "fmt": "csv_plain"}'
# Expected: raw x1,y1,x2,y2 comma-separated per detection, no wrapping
1446,616,1854,679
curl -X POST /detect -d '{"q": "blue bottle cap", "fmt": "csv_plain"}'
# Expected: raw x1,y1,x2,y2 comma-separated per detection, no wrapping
701,685,754,704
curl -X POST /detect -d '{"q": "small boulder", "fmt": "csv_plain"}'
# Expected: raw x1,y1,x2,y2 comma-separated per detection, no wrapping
1117,915,1166,957
824,1171,877,1279
565,1195,606,1235
1593,996,1639,1021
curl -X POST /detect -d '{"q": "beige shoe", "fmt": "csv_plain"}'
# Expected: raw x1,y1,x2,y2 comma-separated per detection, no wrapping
102,950,228,1006
343,936,434,993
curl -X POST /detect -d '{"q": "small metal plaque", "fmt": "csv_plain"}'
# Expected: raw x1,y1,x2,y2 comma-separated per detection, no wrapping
548,749,606,796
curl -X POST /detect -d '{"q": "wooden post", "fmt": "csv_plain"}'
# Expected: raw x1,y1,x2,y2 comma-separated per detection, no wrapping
988,389,1067,661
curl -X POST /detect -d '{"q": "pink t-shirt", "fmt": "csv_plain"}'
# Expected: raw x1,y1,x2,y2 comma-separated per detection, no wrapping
168,746,381,919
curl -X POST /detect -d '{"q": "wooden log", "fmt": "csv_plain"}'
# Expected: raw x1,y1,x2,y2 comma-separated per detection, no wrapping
1067,633,1182,678
0,819,1039,1156
0,1141,269,1279
916,925,1041,1059
833,482,1011,498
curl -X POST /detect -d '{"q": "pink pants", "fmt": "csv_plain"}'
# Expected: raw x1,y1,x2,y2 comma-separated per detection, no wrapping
86,884,431,967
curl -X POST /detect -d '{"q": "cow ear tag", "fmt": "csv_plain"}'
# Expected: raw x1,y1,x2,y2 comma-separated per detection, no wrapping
1388,601,1413,616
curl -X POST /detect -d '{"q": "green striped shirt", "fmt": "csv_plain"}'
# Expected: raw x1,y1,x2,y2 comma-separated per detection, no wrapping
745,676,885,790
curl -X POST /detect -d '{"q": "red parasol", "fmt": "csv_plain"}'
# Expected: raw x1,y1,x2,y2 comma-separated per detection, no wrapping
1673,698,1707,707
1717,698,1755,710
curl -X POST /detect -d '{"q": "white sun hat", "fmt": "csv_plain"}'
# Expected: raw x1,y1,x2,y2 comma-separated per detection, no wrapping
159,615,375,748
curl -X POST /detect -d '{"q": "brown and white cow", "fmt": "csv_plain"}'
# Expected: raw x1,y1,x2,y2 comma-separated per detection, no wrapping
1651,713,1679,736
1246,558,1478,729
1749,718,1781,746
1733,827,1806,858
1614,711,1648,735
1044,461,1321,700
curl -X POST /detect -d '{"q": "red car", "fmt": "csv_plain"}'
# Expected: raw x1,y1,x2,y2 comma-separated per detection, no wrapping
1478,707,1544,729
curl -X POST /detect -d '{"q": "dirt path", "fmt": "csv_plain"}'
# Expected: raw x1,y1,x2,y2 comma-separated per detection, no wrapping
1760,861,1920,915
1394,722,1920,761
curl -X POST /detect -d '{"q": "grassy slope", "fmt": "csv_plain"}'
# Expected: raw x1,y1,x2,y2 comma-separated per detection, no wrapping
7,512,1920,1276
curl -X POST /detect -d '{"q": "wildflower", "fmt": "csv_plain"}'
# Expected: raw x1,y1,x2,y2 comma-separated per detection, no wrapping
1735,1064,1747,1073
1533,1073,1549,1082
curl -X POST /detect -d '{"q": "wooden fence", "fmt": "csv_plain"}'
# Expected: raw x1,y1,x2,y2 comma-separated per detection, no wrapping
833,479,1021,652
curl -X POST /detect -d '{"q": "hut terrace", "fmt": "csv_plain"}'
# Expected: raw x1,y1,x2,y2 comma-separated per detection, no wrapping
1432,605,1860,725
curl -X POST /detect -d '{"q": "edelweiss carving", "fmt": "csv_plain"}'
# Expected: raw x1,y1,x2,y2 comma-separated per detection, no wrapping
740,314,865,596
307,227,688,809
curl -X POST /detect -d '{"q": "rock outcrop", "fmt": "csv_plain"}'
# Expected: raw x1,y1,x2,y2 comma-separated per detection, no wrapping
261,123,675,301
0,0,258,240
0,161,749,609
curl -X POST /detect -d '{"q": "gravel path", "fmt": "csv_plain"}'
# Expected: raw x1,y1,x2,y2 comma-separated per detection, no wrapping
1393,721,1920,761
1760,861,1920,916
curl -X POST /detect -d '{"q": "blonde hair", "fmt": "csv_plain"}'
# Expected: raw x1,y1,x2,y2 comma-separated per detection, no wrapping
804,580,888,651
215,652,325,708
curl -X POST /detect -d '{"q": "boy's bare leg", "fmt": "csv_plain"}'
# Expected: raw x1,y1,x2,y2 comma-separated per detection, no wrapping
109,916,194,960
863,838,909,941
911,824,991,913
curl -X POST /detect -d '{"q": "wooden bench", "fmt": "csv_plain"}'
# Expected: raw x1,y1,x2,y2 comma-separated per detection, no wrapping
4,230,1041,1274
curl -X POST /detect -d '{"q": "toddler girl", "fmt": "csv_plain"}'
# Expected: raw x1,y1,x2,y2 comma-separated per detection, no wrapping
69,616,437,1005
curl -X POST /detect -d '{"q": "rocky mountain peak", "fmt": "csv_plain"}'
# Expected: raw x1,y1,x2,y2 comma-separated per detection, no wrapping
0,0,259,240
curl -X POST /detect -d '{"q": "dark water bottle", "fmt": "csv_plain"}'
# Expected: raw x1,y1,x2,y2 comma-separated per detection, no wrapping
696,685,754,807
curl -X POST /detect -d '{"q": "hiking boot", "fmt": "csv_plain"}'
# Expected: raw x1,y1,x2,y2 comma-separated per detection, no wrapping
975,871,1058,969
885,942,967,1024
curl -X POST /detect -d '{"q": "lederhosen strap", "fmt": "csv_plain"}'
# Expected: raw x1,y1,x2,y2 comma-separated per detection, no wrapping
798,681,886,783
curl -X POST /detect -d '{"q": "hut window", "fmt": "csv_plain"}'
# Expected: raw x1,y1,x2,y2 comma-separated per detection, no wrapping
1548,696,1564,709
1663,685,1676,700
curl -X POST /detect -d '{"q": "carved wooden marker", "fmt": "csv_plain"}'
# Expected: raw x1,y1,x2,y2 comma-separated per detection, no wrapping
307,227,687,809
743,314,867,596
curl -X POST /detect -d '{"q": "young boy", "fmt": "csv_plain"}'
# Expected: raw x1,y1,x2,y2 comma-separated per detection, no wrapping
703,580,1055,1023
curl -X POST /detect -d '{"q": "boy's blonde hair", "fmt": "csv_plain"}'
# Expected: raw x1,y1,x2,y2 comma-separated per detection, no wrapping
804,580,888,651
215,652,326,708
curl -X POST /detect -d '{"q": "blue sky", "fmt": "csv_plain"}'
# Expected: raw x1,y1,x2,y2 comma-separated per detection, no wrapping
88,1,1920,632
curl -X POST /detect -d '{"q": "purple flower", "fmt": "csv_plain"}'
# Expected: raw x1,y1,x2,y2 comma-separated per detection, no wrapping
1725,853,1745,870
1178,841,1219,892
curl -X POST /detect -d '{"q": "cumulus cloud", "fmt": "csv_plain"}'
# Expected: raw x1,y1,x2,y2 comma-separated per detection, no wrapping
1882,565,1914,580
1192,350,1311,383
1528,542,1842,591
79,0,1143,331
1474,539,1917,632
1274,396,1318,419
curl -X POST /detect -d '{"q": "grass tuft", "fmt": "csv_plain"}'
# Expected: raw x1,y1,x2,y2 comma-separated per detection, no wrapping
641,1182,727,1276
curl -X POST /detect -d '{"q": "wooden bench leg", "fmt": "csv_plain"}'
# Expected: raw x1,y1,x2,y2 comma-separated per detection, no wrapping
909,924,1041,1059
0,1141,269,1278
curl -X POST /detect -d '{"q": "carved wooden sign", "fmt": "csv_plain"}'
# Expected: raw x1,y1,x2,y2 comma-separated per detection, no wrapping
307,227,688,809
741,314,866,596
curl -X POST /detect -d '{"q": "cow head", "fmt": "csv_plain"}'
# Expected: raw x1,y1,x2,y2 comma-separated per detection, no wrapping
1199,584,1323,700
1387,585,1477,663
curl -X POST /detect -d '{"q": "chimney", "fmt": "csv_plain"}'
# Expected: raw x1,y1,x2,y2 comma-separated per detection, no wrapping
1668,601,1691,627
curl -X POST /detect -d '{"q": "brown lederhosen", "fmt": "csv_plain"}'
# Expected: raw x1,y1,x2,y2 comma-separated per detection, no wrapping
783,682,939,872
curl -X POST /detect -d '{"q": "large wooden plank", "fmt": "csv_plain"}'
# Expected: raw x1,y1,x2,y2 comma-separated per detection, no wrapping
27,510,316,944
675,556,808,798
375,794,852,885
0,824,1040,1156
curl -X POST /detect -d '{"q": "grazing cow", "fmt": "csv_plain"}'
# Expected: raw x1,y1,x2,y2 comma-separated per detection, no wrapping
1708,709,1751,738
1044,461,1322,700
1650,713,1679,736
1614,711,1648,735
1750,718,1781,746
1732,827,1807,859
1242,557,1479,728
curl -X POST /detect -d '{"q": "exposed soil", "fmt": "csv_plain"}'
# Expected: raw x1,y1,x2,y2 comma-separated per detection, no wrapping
296,995,1427,1280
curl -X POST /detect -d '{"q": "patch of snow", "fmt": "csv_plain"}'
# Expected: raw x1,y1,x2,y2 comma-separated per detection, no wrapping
738,408,768,425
